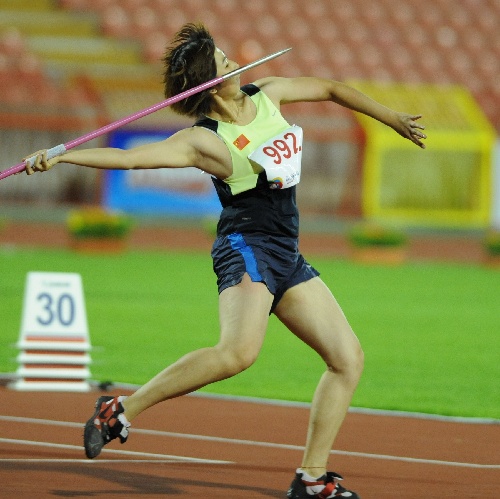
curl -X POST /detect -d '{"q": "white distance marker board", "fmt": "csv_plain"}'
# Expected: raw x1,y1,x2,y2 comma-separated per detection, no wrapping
20,272,89,338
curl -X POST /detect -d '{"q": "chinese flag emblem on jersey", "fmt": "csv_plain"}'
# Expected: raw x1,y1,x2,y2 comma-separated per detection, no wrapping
233,134,250,150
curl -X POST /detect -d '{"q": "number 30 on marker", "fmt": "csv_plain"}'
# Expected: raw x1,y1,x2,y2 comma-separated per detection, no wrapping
36,292,76,327
20,272,88,336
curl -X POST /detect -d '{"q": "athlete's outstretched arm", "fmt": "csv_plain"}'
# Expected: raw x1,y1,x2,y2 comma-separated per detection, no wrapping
256,76,427,149
24,128,201,175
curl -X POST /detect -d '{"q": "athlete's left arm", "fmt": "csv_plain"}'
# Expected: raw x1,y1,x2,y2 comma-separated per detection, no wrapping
255,76,427,149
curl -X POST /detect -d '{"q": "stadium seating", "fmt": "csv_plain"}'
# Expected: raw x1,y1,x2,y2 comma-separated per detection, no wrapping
1,0,499,131
0,27,57,106
87,0,500,130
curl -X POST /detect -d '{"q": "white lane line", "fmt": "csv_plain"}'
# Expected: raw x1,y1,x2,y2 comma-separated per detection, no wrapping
1,415,498,469
188,391,500,425
330,450,500,469
0,438,232,464
133,430,500,469
0,459,194,464
0,415,80,428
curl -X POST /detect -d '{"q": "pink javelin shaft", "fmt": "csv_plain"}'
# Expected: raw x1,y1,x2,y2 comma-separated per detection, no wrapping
0,47,291,180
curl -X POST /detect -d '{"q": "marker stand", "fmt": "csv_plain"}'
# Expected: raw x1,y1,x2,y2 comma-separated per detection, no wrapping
11,272,92,392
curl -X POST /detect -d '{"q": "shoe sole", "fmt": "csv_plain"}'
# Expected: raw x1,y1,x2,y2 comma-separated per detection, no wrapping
84,420,104,459
83,396,112,459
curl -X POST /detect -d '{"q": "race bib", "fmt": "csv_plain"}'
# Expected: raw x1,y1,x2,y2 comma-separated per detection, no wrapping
248,126,303,189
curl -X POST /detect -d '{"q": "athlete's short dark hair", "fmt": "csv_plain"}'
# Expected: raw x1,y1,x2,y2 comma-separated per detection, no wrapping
162,23,217,118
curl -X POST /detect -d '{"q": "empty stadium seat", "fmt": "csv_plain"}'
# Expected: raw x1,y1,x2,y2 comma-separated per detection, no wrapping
59,0,89,10
0,27,26,57
0,28,66,107
130,5,159,38
142,30,169,64
87,0,119,12
101,4,131,39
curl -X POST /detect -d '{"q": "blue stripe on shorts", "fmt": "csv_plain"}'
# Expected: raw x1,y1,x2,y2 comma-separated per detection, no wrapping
227,233,262,282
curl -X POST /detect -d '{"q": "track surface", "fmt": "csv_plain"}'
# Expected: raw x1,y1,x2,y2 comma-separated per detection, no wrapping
0,387,498,498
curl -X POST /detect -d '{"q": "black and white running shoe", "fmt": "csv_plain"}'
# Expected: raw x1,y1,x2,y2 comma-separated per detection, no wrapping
83,395,130,459
287,469,360,498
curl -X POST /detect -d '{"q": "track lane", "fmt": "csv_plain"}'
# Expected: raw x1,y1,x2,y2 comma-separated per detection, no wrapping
0,388,498,497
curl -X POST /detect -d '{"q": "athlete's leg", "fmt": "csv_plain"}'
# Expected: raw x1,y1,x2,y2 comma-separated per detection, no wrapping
123,273,273,420
274,276,364,477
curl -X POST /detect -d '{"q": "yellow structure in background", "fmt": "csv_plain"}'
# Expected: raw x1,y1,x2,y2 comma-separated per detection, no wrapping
351,82,496,227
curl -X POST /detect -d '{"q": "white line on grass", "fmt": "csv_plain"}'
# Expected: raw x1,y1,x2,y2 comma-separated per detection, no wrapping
1,415,498,469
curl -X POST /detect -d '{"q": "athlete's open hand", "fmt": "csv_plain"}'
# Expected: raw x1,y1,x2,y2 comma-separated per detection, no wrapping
392,113,427,149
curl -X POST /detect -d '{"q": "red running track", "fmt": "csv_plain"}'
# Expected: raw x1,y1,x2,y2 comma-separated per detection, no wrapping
0,387,498,498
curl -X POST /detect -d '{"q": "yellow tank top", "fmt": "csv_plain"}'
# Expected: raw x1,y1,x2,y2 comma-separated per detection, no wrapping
196,84,291,195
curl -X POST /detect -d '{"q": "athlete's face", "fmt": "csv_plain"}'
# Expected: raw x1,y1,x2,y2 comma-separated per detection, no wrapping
214,48,239,79
212,48,240,98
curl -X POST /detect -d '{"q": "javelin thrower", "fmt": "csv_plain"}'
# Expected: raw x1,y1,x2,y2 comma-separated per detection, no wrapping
18,23,425,499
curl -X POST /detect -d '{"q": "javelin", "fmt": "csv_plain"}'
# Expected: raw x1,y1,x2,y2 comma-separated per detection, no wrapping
0,47,291,180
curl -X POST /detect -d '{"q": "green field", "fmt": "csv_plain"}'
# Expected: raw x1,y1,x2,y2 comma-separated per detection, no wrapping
1,246,498,419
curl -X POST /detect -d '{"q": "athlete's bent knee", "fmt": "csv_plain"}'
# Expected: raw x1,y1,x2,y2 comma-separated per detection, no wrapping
215,344,259,377
327,343,364,384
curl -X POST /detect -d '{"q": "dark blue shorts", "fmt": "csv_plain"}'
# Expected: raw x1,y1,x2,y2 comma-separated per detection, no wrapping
211,232,320,313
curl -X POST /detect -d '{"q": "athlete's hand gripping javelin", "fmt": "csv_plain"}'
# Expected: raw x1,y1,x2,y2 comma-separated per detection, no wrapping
24,149,59,175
